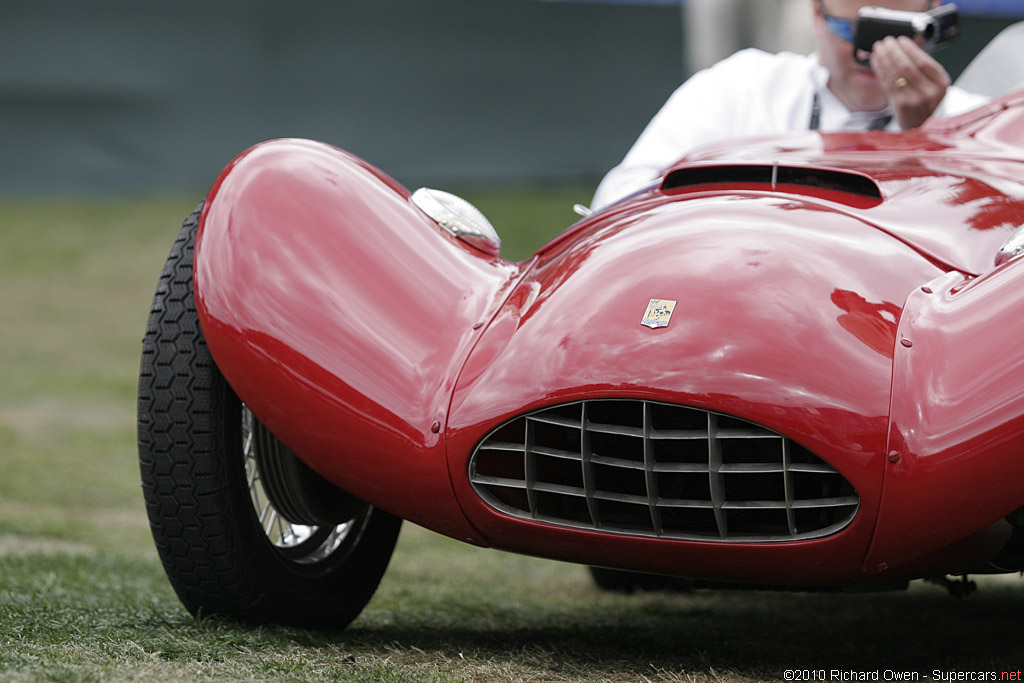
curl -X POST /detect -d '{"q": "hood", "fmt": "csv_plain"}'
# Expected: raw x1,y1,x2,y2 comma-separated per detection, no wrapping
449,190,946,477
647,125,1024,277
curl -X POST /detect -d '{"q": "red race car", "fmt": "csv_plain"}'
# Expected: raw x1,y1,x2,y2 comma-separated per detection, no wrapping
138,25,1024,629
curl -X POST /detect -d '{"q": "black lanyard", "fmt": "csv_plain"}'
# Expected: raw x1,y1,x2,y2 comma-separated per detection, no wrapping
809,92,823,130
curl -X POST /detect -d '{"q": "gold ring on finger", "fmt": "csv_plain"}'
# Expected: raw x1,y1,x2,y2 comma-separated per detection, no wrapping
893,76,909,89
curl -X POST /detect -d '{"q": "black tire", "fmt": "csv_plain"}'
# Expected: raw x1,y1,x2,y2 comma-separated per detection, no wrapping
138,203,401,629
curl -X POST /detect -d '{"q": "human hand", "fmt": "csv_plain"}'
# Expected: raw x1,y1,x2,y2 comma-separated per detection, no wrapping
869,35,951,130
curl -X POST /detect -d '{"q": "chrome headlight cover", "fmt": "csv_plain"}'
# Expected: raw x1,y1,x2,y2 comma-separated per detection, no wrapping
411,187,501,256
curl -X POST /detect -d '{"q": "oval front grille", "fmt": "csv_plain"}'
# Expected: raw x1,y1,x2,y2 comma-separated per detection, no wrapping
469,400,859,542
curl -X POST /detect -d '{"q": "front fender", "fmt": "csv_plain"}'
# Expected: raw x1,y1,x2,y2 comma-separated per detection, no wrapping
868,263,1024,575
194,139,521,543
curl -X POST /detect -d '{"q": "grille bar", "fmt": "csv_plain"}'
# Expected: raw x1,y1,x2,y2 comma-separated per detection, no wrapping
580,403,601,528
708,412,728,538
642,403,663,535
524,417,537,517
783,438,796,535
470,400,859,542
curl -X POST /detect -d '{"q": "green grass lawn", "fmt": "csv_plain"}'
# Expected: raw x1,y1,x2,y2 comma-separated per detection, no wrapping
2,191,1023,682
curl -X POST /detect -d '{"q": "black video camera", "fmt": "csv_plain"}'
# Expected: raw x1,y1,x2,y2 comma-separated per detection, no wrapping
853,3,959,64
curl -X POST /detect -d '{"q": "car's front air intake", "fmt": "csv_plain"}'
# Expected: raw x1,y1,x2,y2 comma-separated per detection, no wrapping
469,400,859,542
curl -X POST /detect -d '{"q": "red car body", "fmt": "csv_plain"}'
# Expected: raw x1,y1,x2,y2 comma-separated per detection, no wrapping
191,87,1024,592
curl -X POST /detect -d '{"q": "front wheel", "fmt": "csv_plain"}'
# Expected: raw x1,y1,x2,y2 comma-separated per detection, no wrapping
137,204,401,629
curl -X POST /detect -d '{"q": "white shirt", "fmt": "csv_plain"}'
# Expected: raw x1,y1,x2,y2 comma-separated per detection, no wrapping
592,49,988,209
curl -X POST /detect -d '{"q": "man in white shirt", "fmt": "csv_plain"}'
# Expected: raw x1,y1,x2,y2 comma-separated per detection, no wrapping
592,0,988,209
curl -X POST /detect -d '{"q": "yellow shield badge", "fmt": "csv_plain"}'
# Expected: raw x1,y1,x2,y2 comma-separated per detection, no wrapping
640,298,677,329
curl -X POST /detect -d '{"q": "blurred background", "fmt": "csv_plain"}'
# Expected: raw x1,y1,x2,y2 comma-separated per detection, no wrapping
3,0,1021,197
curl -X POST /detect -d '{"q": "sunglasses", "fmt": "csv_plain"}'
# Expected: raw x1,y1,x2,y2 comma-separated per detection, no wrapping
818,0,856,41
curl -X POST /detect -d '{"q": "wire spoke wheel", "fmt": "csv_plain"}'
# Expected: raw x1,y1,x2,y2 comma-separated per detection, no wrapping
241,405,366,567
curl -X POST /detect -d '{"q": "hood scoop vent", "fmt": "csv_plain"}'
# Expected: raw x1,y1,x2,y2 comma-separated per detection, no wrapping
662,164,883,208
